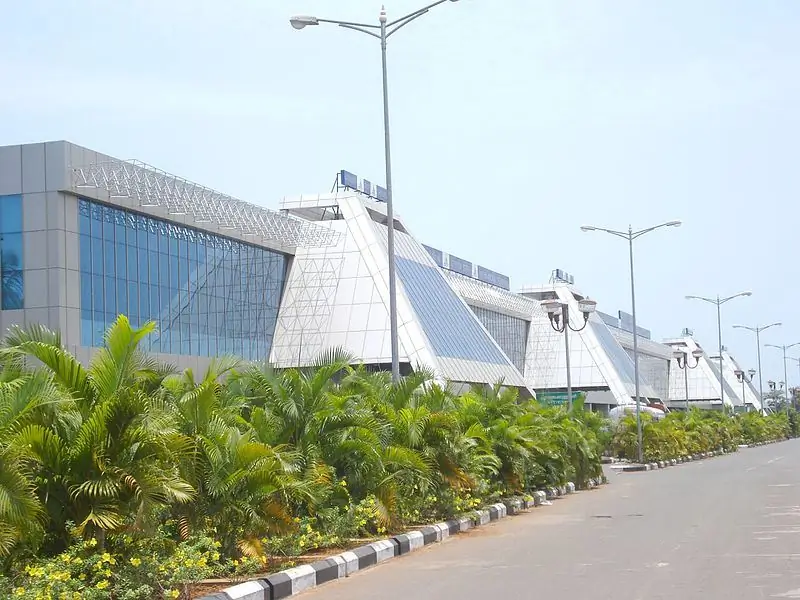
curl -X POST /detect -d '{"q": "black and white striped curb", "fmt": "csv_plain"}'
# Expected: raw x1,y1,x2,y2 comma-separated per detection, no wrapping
610,438,789,473
198,477,608,600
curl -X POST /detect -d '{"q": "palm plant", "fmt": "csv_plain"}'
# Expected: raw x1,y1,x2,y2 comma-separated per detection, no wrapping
162,357,313,557
0,317,194,551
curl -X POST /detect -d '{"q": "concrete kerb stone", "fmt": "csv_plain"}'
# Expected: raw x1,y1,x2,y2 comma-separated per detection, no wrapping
419,525,440,545
473,508,491,526
504,497,524,515
218,580,269,600
393,530,424,555
369,539,399,563
311,556,345,584
457,516,472,532
566,482,576,494
338,551,359,577
444,519,461,536
352,544,378,570
432,522,451,541
533,490,547,506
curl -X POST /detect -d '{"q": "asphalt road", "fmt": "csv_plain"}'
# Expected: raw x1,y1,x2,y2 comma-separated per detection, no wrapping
301,439,800,600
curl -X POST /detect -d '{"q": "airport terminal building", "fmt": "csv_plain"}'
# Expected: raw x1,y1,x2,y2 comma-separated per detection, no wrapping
0,140,760,410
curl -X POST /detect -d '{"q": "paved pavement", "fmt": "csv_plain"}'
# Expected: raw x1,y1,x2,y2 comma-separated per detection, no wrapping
301,439,800,600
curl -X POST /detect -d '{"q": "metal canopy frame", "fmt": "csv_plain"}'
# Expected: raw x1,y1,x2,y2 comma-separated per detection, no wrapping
70,159,340,249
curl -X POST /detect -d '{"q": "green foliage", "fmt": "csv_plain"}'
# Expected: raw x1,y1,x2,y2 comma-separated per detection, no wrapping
0,318,607,598
611,408,791,462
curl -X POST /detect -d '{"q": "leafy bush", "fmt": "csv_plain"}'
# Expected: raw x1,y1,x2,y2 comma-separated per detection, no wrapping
0,317,607,598
611,408,790,462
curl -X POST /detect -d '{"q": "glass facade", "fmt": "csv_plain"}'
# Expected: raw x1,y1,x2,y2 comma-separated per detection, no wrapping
590,319,636,385
0,195,23,309
395,256,509,365
469,305,528,372
627,349,670,401
79,198,288,360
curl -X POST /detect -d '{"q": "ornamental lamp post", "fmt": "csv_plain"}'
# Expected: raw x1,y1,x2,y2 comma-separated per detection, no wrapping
541,296,597,412
674,347,703,411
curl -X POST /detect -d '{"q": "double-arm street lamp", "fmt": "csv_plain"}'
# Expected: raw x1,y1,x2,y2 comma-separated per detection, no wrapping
765,342,800,414
674,347,704,411
581,220,681,464
686,292,752,410
290,1,460,382
541,297,598,411
734,368,757,412
732,322,781,413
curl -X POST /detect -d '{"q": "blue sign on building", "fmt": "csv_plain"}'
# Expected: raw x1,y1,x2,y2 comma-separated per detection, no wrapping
340,170,358,190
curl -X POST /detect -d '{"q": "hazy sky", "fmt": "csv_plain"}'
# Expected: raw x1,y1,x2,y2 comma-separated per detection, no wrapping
3,1,800,388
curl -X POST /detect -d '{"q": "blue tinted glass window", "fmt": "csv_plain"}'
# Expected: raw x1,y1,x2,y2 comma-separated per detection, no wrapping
1,229,24,310
80,273,92,312
79,200,91,236
0,195,23,234
76,197,287,360
80,234,92,274
395,257,509,365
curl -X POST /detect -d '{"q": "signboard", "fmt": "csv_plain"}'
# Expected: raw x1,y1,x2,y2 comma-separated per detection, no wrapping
362,179,372,197
423,245,444,267
375,185,388,202
536,391,582,406
448,255,473,277
340,170,358,190
477,265,510,290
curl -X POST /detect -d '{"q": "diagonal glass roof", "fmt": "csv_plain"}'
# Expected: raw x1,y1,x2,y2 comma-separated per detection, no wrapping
70,159,340,249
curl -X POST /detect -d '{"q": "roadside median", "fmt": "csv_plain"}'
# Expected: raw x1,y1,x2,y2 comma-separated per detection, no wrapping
197,477,608,600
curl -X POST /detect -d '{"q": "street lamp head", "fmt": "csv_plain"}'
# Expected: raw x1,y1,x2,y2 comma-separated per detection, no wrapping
580,225,597,232
673,349,686,361
734,369,744,381
577,297,597,316
748,368,756,379
691,349,704,359
665,220,682,227
379,6,387,23
290,15,319,29
540,299,564,319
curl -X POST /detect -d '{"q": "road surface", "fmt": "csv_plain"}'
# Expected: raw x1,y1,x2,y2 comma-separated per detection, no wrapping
301,439,800,600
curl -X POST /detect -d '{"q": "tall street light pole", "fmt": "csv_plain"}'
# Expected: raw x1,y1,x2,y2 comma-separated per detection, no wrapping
765,342,800,415
541,297,598,411
686,292,752,411
674,347,703,412
787,357,800,411
732,322,781,413
581,220,681,464
290,1,460,382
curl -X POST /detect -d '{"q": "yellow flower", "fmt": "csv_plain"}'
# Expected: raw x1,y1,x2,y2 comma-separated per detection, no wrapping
96,580,110,590
130,557,142,567
167,590,180,599
13,587,25,597
79,574,86,581
72,557,82,565
87,538,97,548
101,553,112,563
184,559,194,568
211,552,220,561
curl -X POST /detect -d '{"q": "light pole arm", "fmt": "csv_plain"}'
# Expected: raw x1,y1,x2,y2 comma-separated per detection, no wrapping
388,0,451,25
631,222,678,239
337,23,382,38
386,10,429,37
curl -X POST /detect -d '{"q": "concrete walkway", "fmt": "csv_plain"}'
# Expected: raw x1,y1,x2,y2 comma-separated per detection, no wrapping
300,439,800,600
